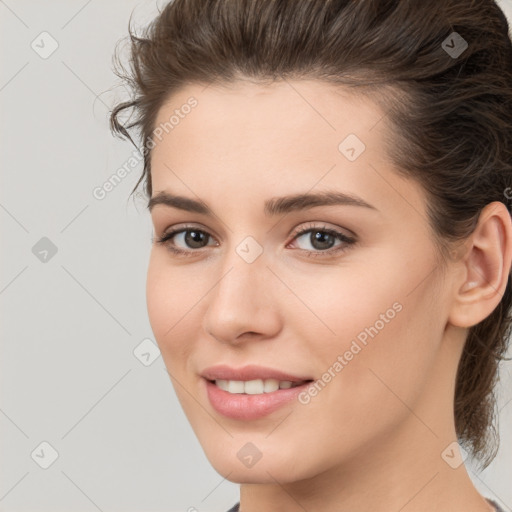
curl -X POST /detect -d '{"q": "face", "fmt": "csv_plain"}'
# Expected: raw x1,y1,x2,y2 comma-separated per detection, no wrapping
146,80,454,484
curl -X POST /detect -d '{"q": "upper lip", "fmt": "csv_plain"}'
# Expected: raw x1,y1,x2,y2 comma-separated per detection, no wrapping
201,364,313,383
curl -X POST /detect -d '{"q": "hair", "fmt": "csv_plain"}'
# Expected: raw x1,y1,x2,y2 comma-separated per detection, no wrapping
109,0,512,469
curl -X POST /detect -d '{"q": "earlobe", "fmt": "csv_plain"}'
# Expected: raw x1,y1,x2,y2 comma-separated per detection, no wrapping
448,201,512,329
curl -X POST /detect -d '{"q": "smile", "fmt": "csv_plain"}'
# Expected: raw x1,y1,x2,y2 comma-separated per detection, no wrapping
203,378,314,420
212,378,309,394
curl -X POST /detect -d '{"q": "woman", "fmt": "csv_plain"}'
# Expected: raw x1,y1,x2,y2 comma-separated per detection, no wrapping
109,0,512,510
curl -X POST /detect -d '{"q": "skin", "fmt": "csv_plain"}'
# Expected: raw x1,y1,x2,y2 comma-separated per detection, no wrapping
146,79,512,512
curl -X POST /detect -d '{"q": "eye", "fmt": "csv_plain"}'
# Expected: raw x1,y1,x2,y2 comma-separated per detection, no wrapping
154,222,356,258
288,223,356,257
154,225,217,256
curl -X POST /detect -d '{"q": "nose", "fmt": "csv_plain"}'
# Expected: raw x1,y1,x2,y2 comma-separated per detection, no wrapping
202,249,282,345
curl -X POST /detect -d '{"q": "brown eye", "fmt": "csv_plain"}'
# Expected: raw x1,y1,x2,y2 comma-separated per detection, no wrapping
308,231,337,250
156,227,217,255
181,229,210,249
291,225,356,256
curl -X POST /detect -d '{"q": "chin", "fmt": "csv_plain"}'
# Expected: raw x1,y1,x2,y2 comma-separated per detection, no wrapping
201,441,315,485
213,461,297,484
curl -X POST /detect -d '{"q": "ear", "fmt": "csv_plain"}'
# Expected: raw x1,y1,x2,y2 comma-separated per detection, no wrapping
448,201,512,329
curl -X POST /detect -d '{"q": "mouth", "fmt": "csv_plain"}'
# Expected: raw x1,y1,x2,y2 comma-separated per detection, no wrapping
200,364,314,385
206,378,313,394
202,376,315,420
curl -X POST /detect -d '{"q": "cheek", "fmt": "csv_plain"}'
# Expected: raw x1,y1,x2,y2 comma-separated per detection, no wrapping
283,253,441,411
145,250,206,363
146,252,173,341
280,259,407,355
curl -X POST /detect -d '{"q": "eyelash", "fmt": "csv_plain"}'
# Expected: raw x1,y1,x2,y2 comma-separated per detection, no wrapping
154,222,356,259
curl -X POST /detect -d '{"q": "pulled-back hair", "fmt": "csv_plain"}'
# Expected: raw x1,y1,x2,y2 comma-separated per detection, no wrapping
109,0,512,469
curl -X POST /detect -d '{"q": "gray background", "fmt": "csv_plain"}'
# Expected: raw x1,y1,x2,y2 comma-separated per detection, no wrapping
0,1,511,511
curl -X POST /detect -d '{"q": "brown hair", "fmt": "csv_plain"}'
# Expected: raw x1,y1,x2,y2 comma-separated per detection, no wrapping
109,0,512,469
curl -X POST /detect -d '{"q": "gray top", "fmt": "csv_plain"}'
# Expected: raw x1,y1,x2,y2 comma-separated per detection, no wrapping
226,497,506,511
487,498,507,512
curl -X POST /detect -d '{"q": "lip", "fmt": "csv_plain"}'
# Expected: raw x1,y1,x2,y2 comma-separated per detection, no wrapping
200,364,313,383
200,364,314,420
203,378,313,420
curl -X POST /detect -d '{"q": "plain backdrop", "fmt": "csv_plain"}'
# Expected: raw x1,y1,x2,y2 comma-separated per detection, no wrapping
1,1,511,511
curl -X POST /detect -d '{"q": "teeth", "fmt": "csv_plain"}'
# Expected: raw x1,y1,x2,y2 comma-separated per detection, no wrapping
214,378,306,394
227,380,245,393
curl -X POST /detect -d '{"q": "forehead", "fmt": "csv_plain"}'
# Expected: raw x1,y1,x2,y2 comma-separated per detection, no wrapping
152,79,383,149
149,80,428,223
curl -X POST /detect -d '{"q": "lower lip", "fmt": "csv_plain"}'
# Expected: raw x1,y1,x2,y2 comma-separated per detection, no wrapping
204,378,311,420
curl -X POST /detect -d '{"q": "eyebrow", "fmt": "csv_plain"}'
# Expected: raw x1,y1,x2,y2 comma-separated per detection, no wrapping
148,190,378,216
